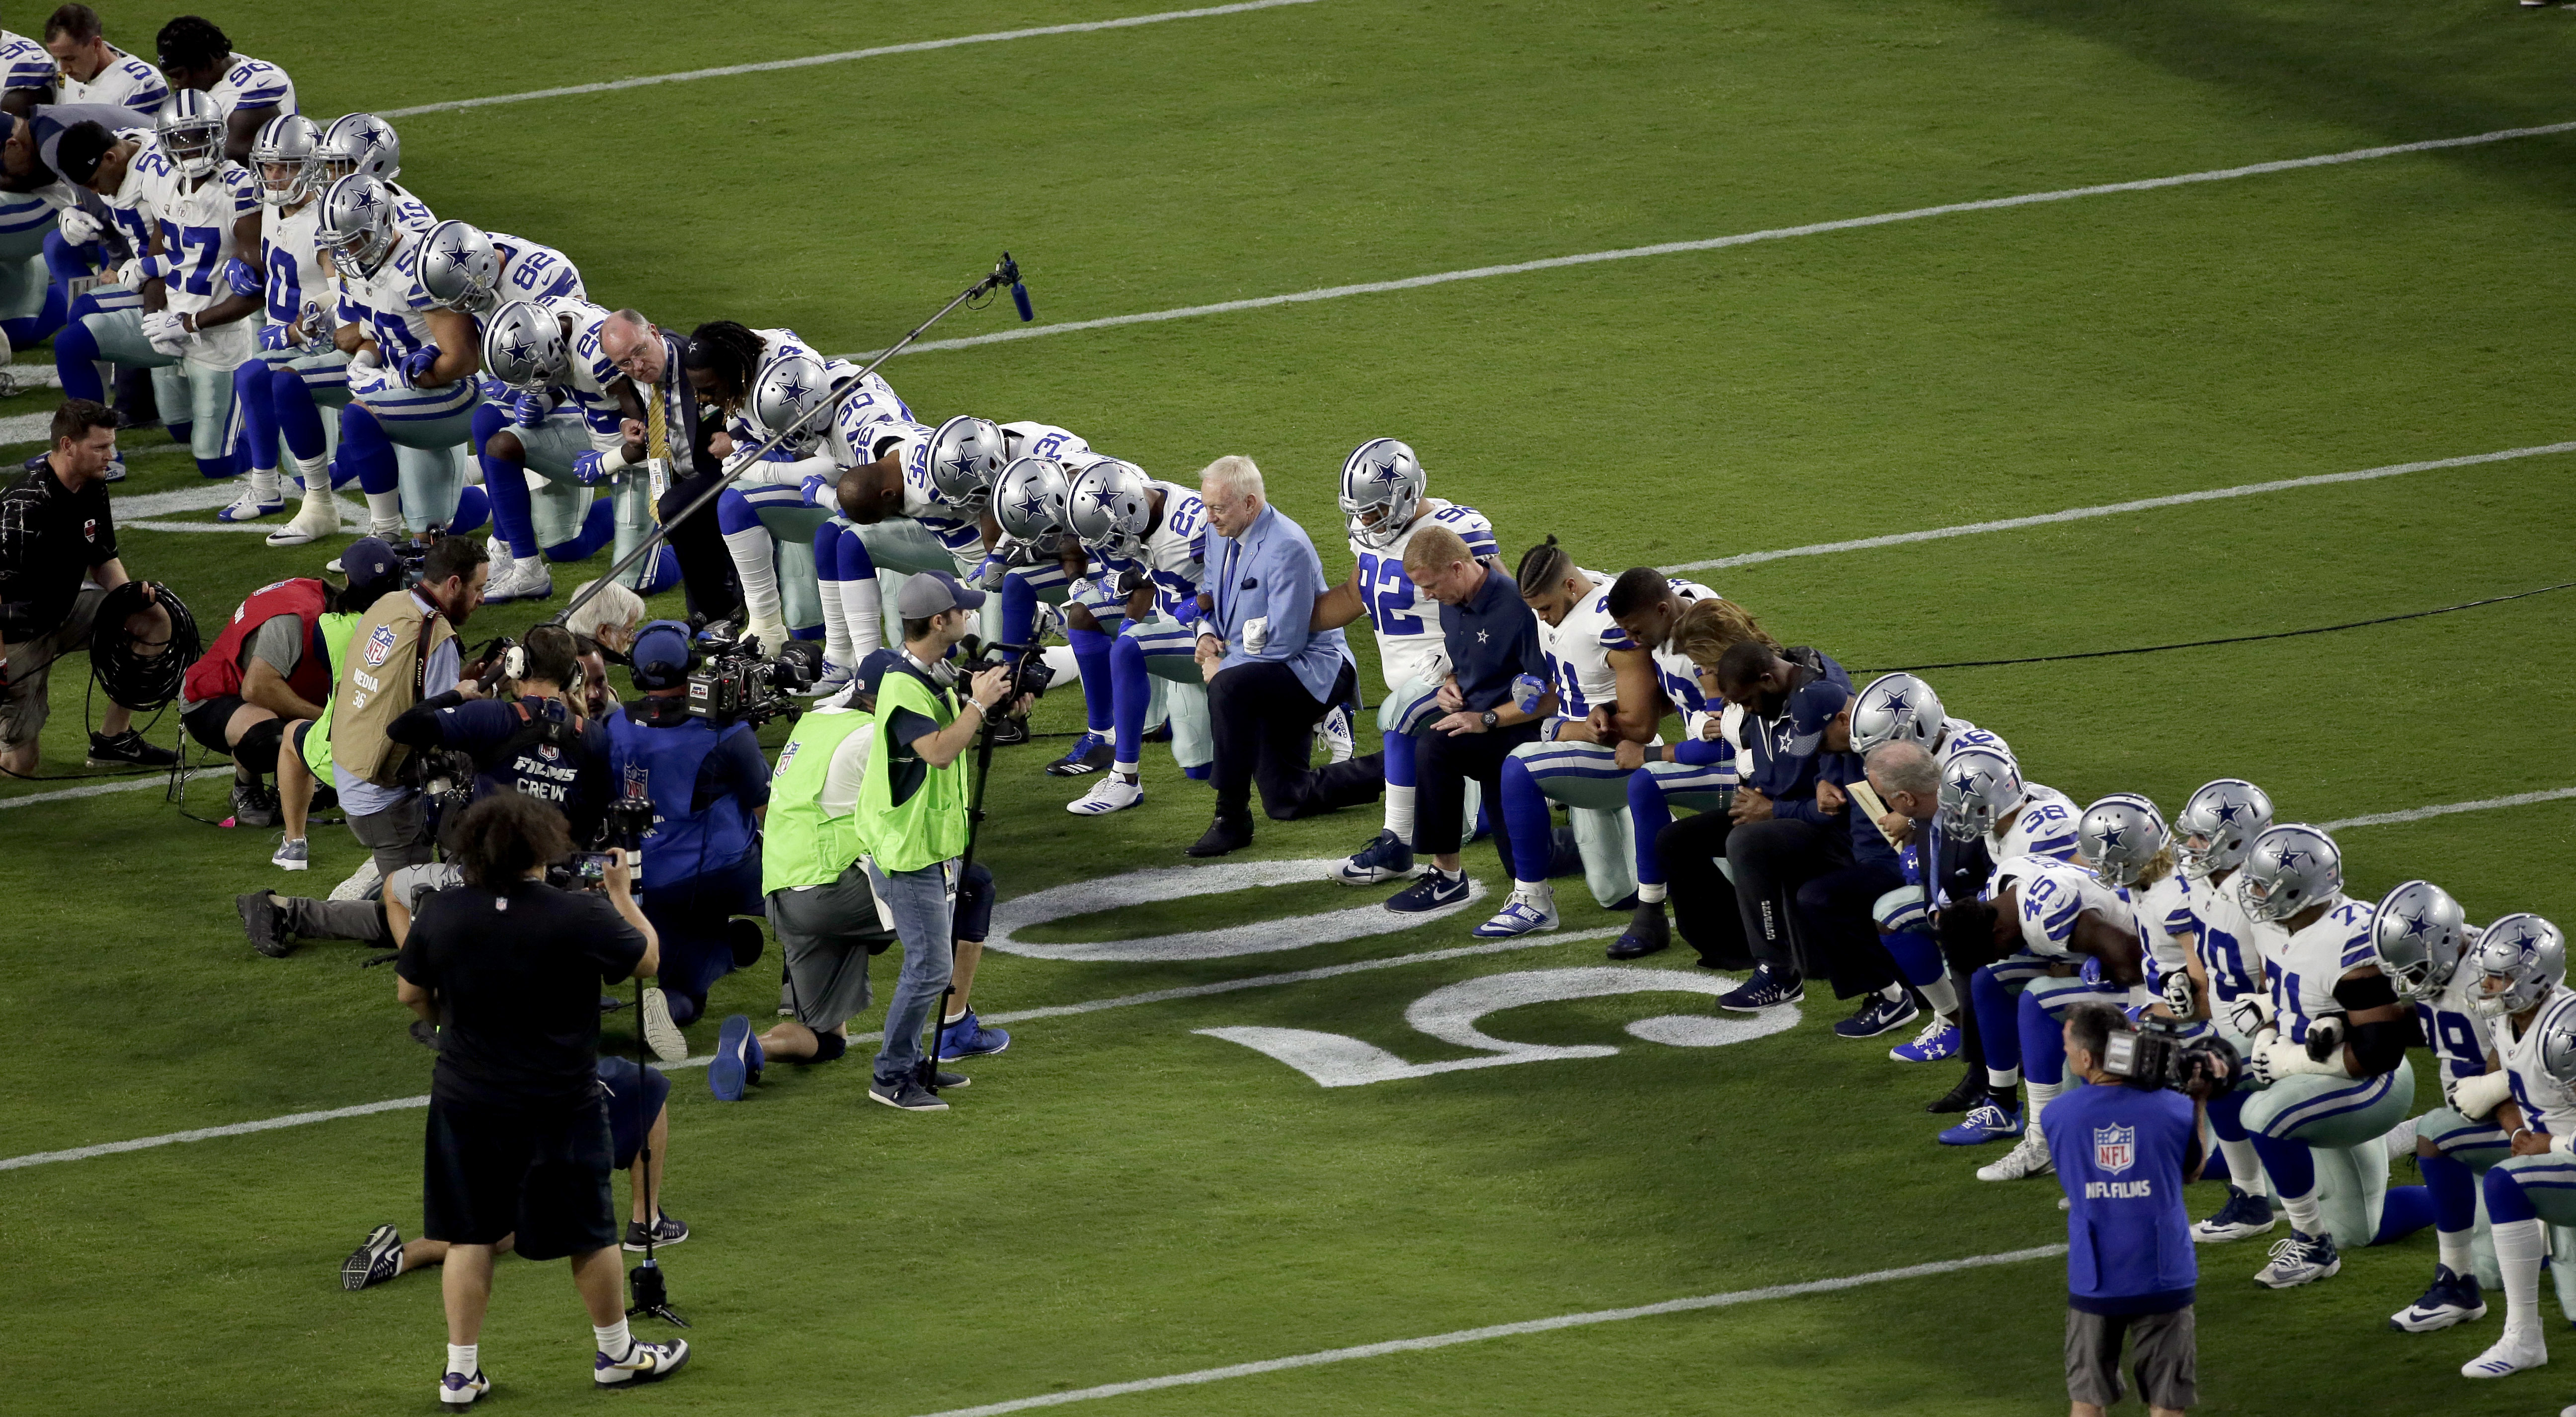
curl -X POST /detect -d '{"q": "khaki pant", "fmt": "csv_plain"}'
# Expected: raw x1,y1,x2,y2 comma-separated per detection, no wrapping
0,584,105,749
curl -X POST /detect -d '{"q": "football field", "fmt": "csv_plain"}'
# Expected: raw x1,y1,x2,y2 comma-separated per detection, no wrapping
5,1,2576,1411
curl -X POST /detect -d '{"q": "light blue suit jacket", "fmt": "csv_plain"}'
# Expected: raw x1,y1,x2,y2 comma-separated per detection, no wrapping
1201,503,1348,702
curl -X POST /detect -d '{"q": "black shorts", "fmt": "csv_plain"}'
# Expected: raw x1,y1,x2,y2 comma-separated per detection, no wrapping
596,1057,669,1169
180,695,246,754
2066,1304,2194,1410
422,1096,618,1262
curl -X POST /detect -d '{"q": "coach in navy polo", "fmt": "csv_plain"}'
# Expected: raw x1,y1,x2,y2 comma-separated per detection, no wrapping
1380,523,1550,914
1187,455,1382,857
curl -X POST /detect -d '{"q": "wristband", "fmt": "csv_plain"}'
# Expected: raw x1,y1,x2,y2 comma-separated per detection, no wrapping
2555,1133,2572,1156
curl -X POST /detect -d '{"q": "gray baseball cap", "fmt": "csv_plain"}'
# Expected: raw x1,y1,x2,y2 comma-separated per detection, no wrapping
895,569,986,619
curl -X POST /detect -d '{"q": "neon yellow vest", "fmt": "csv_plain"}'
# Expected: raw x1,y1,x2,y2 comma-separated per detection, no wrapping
855,662,969,874
300,611,360,777
760,707,872,895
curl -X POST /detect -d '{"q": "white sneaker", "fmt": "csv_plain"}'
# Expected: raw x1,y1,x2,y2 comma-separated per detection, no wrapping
1317,704,1355,763
2253,1231,2341,1288
1976,1125,2054,1181
327,858,382,902
1068,774,1143,816
438,1367,489,1406
265,495,341,547
482,553,553,604
272,836,310,871
2464,1327,2547,1378
1029,600,1065,641
1471,886,1559,938
215,484,283,522
640,987,689,1064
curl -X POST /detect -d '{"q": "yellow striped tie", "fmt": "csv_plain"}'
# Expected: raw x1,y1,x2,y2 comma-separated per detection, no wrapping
645,384,672,522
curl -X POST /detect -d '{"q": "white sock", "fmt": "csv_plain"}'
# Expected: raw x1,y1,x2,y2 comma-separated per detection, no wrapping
247,468,280,502
2218,1137,2267,1196
1112,761,1139,778
364,488,402,527
843,575,885,657
723,525,781,625
1383,783,1415,838
2279,1186,2323,1239
2438,1226,2475,1278
1987,1066,2021,1093
817,574,852,667
293,453,331,498
1919,976,1958,1015
446,1342,478,1376
2496,1217,2547,1334
2027,1080,2062,1134
1637,880,1668,905
1877,983,1905,1003
594,1318,632,1358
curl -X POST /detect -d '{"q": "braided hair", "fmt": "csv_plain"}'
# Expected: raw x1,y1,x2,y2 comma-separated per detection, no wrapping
1515,534,1573,592
682,320,765,417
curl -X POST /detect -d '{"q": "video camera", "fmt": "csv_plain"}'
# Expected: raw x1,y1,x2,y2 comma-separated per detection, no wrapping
550,796,655,892
2101,1017,2241,1095
960,636,1054,708
686,624,818,728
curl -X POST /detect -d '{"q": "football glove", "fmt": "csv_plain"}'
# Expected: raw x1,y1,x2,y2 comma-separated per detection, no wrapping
570,449,611,486
2161,969,2198,1019
139,310,190,357
255,320,297,352
55,207,102,245
2303,1014,2346,1063
222,257,263,298
2452,1069,2514,1119
297,301,336,354
1115,567,1150,597
1512,672,1549,715
2226,994,2274,1041
345,354,394,400
973,553,1009,592
116,254,175,288
2251,1037,2340,1085
399,344,443,386
509,391,553,428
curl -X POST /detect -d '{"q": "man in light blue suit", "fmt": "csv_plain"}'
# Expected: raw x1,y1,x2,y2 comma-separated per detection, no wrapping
1186,454,1382,857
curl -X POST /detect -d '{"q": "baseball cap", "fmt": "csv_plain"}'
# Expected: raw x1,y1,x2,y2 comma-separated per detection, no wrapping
1784,679,1852,758
895,569,986,620
629,620,695,691
54,122,115,189
337,536,403,593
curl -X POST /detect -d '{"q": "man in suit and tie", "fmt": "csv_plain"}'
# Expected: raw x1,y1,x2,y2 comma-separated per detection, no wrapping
600,311,740,623
1187,455,1381,858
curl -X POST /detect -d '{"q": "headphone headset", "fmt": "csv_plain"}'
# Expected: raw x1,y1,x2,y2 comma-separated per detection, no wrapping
630,619,702,689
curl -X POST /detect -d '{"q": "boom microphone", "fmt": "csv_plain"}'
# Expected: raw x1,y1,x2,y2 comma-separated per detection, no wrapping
1003,251,1034,322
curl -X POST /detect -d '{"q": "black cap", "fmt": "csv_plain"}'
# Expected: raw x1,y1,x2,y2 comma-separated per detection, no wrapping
55,122,115,188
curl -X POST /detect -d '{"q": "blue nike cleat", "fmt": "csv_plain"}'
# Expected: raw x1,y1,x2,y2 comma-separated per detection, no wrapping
1889,1017,1960,1063
1334,829,1419,885
1937,1101,2024,1146
1471,887,1559,939
1384,869,1471,913
1835,992,1920,1039
215,485,283,522
2191,1184,2279,1244
708,1014,762,1101
937,1009,1011,1060
2390,1264,2486,1332
1717,965,1804,1011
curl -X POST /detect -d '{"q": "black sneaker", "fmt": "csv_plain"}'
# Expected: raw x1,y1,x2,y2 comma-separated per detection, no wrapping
622,1213,689,1252
1384,869,1471,913
986,716,1031,746
86,729,177,768
231,781,280,827
869,1079,950,1111
1834,991,1921,1039
238,890,293,957
341,1223,403,1289
1607,903,1670,960
1717,965,1803,1011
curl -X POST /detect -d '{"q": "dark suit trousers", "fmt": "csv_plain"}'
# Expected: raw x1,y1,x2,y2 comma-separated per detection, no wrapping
659,472,741,623
1795,859,1909,999
1208,658,1381,824
1414,720,1542,865
1658,811,1751,969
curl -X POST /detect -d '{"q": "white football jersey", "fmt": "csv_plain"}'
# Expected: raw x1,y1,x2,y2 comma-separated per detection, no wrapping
202,53,294,118
94,128,162,254
1535,566,1618,720
2498,988,2576,1136
258,197,330,330
2134,871,2201,996
487,231,583,307
384,180,435,233
1097,479,1208,618
886,422,984,556
1607,578,1719,713
2192,869,2272,1006
537,297,629,442
1348,498,1497,690
1934,717,2010,766
138,160,255,329
335,227,440,363
0,31,52,94
2420,965,2491,1093
2266,894,2376,1046
2000,855,2137,961
55,44,167,115
998,420,1109,475
1986,783,2079,866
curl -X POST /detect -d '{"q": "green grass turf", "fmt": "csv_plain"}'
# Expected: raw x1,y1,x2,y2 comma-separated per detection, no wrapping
5,0,2576,1411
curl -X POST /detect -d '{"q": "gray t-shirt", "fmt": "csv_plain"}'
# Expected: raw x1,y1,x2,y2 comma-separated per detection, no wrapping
178,613,306,712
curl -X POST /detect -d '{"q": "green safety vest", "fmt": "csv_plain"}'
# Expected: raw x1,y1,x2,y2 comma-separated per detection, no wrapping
761,706,873,895
855,660,969,874
300,611,360,778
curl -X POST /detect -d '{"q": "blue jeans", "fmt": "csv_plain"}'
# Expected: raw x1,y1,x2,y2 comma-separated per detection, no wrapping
866,858,957,1089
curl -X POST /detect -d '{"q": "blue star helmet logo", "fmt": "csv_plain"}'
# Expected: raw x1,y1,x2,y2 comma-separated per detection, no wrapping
2276,846,2309,871
944,451,976,480
2501,925,2537,953
1950,770,1979,797
1011,488,1046,522
780,378,808,403
350,186,376,210
1884,689,1911,714
504,338,534,365
2398,910,2433,940
2098,824,2127,850
2212,801,2243,824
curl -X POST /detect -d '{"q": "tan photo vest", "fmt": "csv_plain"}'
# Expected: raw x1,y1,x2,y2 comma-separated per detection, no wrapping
328,592,457,787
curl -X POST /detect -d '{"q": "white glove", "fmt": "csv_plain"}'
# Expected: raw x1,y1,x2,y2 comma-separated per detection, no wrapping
55,206,101,245
742,620,789,657
140,310,191,357
345,354,394,400
2452,1070,2515,1120
2252,1037,2344,1085
2161,969,2198,1019
2226,994,2275,1041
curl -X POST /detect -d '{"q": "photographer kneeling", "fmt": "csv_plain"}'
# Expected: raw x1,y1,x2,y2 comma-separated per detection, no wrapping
600,622,771,1063
385,625,610,844
2051,1003,2227,1417
855,571,1026,1112
393,794,689,1403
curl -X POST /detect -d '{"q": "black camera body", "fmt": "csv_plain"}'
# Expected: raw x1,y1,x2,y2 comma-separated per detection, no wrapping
686,627,817,728
963,637,1054,706
2102,1017,2241,1094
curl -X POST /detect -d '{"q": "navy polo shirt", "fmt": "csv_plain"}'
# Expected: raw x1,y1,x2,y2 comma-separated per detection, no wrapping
1440,567,1546,712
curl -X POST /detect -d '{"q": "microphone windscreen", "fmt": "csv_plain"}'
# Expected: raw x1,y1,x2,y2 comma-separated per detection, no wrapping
1012,281,1035,322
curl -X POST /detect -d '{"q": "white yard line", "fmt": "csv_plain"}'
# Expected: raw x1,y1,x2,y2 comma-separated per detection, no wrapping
856,119,2576,361
0,768,204,810
1662,441,2576,573
907,1245,2070,1417
2321,786,2576,831
0,931,1607,1171
378,0,1320,119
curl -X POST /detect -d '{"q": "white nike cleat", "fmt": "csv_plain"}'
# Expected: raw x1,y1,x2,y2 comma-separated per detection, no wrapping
743,620,790,656
2253,1231,2340,1288
215,485,283,522
265,495,341,547
439,1367,489,1406
2380,1114,2418,1162
481,553,553,604
1068,775,1143,816
1471,885,1559,938
1976,1126,2054,1181
1317,704,1355,764
640,987,689,1064
2463,1328,2546,1378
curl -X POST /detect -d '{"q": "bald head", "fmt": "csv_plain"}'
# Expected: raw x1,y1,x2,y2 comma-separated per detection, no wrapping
600,309,662,384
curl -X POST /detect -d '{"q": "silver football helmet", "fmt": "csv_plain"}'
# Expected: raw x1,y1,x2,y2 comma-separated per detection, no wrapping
248,113,322,207
923,415,1005,515
1849,672,1946,757
1339,438,1426,550
2370,880,2470,1001
314,174,401,278
155,90,226,180
319,113,400,183
1066,460,1153,557
479,300,565,392
2172,778,2273,880
1936,745,2022,843
749,351,831,456
2472,914,2567,1018
417,220,500,314
2541,1006,2576,1087
993,456,1072,545
2236,824,2341,924
2078,793,2167,888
